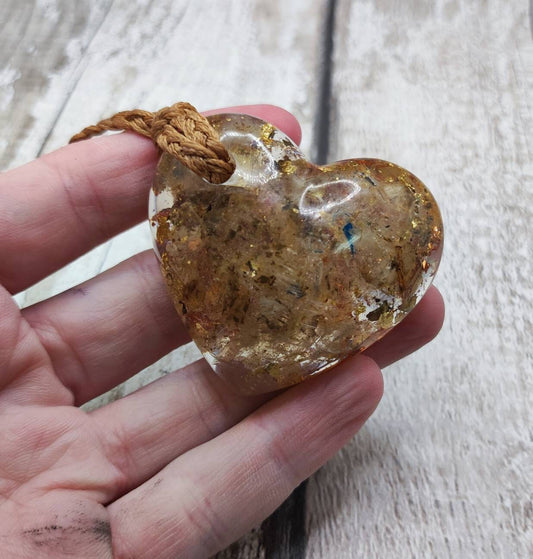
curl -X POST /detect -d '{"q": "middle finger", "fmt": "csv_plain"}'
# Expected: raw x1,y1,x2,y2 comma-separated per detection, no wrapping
23,250,188,405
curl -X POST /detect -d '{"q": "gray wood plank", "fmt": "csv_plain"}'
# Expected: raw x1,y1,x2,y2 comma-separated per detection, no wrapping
1,0,113,169
305,1,533,557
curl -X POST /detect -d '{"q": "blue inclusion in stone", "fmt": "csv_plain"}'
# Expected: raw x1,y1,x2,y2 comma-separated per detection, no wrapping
342,222,356,255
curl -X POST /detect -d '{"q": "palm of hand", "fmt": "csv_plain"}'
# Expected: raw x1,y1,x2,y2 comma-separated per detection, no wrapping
0,106,443,558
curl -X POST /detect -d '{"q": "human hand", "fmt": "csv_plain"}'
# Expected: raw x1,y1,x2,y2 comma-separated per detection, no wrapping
0,105,444,558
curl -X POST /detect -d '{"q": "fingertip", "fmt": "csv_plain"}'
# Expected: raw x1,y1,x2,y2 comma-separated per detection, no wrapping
336,354,384,418
412,285,445,345
284,353,383,424
203,104,302,145
249,104,302,145
356,355,385,410
364,285,445,368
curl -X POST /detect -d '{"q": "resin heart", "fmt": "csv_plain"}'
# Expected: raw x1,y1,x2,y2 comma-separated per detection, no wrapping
149,114,443,394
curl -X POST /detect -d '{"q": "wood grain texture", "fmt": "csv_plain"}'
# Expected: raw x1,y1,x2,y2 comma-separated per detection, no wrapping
2,0,532,557
305,1,533,557
0,0,114,169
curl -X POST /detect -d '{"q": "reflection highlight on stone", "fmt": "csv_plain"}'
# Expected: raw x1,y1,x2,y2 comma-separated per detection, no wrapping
299,179,361,217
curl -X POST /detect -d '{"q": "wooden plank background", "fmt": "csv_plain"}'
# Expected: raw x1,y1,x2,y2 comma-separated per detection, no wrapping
2,0,532,557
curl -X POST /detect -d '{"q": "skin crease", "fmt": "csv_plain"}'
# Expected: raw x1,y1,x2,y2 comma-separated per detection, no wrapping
0,105,444,558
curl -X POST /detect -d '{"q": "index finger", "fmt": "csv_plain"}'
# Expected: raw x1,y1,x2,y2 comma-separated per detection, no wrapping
0,105,302,294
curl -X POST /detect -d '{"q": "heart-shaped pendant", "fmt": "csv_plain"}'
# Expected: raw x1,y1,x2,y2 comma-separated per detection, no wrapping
149,114,443,394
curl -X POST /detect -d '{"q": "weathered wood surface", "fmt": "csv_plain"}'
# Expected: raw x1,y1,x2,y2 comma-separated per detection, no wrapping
304,2,533,558
2,0,532,557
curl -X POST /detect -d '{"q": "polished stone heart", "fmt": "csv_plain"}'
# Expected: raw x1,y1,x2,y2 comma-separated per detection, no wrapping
149,114,443,394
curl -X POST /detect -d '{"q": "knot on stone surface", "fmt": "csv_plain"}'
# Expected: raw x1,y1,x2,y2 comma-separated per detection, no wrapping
70,102,235,184
150,103,235,184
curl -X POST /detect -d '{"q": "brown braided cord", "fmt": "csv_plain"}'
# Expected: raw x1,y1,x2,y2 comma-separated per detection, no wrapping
70,102,235,184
